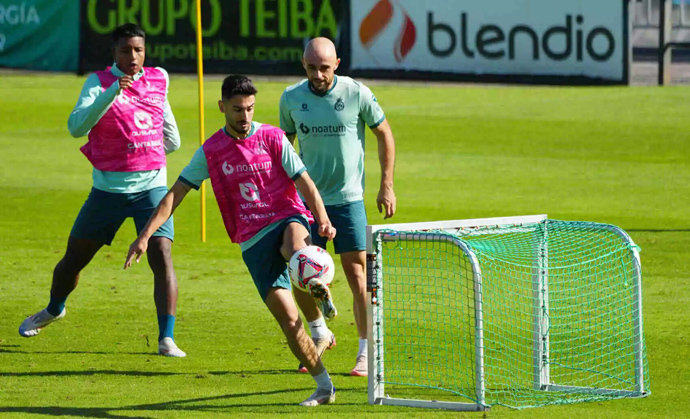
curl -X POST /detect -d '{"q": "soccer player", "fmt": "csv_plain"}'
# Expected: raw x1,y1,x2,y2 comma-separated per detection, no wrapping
18,23,185,357
279,37,397,377
125,75,337,406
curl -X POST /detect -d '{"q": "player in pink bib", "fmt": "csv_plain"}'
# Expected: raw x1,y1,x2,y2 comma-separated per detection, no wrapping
125,75,338,407
18,24,185,358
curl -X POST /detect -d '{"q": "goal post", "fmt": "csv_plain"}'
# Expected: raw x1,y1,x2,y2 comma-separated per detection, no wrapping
366,215,649,410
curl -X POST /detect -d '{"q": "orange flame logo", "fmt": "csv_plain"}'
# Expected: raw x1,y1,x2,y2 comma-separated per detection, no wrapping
359,0,416,63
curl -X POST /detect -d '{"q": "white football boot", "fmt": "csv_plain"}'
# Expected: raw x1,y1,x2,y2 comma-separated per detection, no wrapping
158,337,186,357
19,308,66,337
299,386,336,406
350,354,368,377
309,282,338,320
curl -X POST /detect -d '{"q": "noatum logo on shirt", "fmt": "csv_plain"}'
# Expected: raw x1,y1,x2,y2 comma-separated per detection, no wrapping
299,123,346,136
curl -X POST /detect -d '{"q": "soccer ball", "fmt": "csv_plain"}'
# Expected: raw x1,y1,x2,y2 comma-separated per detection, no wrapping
288,245,335,293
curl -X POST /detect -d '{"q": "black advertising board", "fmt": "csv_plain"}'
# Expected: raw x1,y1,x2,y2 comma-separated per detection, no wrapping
79,0,348,75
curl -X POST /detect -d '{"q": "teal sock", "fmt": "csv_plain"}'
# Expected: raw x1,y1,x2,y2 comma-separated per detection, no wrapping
157,315,175,342
46,294,67,316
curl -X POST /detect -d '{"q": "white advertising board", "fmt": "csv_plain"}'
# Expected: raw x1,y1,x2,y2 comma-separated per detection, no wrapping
351,0,628,82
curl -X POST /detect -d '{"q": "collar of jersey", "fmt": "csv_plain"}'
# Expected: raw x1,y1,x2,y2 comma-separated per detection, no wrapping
110,63,145,81
308,75,338,97
223,122,256,139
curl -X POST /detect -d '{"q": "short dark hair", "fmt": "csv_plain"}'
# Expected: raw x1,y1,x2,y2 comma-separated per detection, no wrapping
112,23,146,44
222,75,258,100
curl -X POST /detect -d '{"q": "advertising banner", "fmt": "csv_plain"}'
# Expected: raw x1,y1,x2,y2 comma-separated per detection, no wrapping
80,0,348,75
0,1,80,71
351,0,629,83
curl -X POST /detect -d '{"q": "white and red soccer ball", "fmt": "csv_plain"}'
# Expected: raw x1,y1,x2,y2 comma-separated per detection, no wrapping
288,245,335,293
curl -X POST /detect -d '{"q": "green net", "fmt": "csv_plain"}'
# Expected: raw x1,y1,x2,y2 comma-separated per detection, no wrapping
371,219,649,409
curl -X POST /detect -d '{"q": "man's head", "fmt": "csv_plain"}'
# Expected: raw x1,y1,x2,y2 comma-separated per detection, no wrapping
219,75,258,137
302,37,340,93
112,23,146,76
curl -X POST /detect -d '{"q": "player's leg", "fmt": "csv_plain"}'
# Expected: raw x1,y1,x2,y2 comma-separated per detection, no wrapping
133,186,184,357
19,188,122,337
242,217,335,405
264,286,335,406
285,220,336,373
327,200,369,376
340,250,368,376
146,236,184,357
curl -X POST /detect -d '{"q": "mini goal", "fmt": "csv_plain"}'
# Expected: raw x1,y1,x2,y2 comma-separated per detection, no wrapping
366,215,649,410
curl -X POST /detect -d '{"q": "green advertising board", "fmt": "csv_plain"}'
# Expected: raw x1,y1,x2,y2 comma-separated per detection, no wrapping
0,0,79,71
79,0,348,75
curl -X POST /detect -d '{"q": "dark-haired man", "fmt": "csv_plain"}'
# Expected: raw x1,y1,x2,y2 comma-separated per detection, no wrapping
19,23,185,357
125,75,337,406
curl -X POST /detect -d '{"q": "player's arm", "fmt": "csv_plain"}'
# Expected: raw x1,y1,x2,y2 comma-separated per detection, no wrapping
295,171,336,241
162,99,181,154
370,119,397,219
279,90,298,146
124,180,191,268
67,73,123,137
159,68,181,154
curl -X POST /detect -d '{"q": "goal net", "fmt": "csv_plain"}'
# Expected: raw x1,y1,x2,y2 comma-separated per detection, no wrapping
366,215,649,410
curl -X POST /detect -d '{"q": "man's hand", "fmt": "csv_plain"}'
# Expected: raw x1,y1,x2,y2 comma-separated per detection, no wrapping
118,75,134,92
124,237,148,269
377,184,396,219
317,223,336,241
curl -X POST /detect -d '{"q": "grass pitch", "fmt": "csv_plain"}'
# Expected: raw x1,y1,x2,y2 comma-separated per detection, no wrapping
0,73,688,417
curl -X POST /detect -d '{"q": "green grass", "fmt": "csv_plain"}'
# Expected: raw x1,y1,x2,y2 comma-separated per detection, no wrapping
0,73,688,417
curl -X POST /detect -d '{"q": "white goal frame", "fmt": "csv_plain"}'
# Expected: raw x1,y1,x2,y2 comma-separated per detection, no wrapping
365,214,646,411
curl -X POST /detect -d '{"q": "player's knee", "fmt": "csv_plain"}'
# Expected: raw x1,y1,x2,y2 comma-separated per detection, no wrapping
278,315,302,336
147,237,172,258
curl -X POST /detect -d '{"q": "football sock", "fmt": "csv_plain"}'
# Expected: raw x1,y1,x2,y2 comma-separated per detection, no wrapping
158,314,176,342
313,369,333,391
308,316,329,340
357,338,368,358
46,293,67,316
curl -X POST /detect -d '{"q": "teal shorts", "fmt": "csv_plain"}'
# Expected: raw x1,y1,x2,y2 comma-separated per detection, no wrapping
241,216,310,301
311,200,367,254
70,187,174,245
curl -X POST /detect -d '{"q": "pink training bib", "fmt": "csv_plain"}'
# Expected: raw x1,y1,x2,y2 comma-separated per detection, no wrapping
81,67,167,172
203,124,313,243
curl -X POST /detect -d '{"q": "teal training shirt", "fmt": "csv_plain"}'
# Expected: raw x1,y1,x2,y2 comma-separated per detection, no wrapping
67,64,181,193
279,76,385,205
178,122,307,251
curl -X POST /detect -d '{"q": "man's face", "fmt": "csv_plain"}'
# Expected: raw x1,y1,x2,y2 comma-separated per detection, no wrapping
219,95,255,136
114,36,145,76
303,54,340,93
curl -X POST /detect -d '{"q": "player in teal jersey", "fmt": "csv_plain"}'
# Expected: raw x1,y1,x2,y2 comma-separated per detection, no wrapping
18,23,185,357
279,37,397,376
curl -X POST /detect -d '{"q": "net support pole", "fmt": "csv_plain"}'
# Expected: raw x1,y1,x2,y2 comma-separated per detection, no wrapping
366,226,384,405
600,225,646,394
195,0,206,242
532,220,551,390
368,230,488,411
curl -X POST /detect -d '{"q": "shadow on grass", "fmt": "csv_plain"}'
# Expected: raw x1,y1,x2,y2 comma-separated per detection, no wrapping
0,348,152,355
0,370,185,378
0,386,360,417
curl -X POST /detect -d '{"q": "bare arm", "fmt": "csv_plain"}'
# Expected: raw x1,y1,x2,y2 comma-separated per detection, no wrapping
295,171,336,241
124,180,192,268
371,119,396,219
